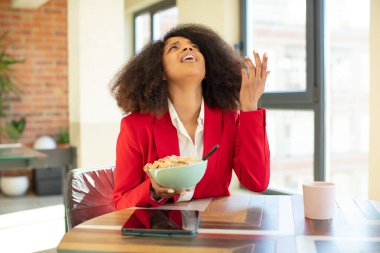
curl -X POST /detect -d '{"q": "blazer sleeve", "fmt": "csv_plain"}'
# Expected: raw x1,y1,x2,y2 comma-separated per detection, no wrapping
233,108,270,192
113,117,169,209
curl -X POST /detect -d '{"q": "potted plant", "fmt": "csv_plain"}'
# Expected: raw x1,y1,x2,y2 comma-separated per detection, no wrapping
4,117,26,143
57,128,70,148
0,32,29,196
0,32,24,143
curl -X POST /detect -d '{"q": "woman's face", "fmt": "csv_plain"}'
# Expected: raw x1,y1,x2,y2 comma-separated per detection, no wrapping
162,36,206,85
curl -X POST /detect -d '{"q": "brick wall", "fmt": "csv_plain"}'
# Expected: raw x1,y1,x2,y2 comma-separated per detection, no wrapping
0,0,68,146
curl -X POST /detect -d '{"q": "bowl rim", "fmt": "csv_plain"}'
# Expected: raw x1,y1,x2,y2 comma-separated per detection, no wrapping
147,160,207,172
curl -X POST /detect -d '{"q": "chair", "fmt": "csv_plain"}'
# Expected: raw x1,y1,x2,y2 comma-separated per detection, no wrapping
64,166,115,230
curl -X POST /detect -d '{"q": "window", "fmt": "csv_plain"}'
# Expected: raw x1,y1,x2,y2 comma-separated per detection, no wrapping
326,0,369,198
242,0,370,197
267,109,314,192
134,0,178,53
242,0,316,194
245,0,307,92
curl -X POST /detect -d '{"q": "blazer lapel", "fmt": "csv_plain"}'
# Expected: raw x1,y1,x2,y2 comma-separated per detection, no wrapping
153,111,180,158
203,104,222,160
153,105,222,160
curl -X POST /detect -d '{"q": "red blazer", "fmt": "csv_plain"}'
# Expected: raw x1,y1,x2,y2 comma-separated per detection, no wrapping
113,104,270,209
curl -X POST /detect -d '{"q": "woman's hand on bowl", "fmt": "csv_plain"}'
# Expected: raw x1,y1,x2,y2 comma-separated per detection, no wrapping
144,165,185,199
150,178,185,199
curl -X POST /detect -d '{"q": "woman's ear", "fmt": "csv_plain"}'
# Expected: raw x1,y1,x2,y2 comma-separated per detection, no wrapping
162,73,167,81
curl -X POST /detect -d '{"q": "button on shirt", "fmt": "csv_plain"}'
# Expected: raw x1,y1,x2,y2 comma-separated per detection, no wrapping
168,98,204,202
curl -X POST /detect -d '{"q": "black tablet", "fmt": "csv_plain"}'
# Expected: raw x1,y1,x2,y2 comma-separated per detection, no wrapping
121,209,200,236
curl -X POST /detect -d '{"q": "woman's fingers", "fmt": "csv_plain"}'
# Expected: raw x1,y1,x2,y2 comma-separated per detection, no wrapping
156,188,185,198
151,178,185,198
146,168,185,199
262,70,271,88
244,56,256,79
253,51,262,79
241,68,249,86
244,51,268,81
241,51,267,90
261,53,268,80
240,50,269,111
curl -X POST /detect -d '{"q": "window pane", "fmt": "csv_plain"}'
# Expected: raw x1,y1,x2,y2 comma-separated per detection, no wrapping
135,12,151,53
326,0,369,198
267,110,314,193
153,7,178,41
246,0,306,92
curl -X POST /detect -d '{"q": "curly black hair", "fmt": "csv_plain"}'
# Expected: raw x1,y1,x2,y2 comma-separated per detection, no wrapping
110,24,244,115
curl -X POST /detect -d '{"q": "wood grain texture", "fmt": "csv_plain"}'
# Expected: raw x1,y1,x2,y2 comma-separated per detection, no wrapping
57,195,380,253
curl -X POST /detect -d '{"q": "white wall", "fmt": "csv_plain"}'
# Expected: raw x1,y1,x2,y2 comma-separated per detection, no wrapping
369,0,380,200
177,0,239,46
68,0,125,167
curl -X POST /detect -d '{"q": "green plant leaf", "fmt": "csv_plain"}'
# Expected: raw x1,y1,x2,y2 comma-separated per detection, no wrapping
57,129,70,144
0,31,24,121
4,117,26,142
11,117,26,133
4,123,22,142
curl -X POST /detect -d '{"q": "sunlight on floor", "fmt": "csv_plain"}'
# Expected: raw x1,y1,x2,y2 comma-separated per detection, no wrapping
0,204,65,253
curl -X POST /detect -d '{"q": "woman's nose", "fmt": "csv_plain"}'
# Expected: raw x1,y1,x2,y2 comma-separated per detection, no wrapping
182,47,193,51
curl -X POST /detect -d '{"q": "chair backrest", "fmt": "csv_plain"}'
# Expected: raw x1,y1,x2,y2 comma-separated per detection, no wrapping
64,166,115,230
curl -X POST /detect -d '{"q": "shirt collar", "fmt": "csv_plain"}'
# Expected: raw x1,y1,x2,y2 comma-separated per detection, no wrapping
168,98,204,127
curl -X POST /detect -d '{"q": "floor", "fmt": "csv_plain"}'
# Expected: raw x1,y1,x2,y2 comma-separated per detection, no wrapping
0,193,63,215
0,193,64,253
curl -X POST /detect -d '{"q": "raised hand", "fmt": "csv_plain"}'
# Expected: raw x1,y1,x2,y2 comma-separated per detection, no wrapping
239,51,270,111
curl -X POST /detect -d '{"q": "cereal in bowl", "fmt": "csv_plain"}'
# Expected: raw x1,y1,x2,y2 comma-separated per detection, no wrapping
145,155,198,170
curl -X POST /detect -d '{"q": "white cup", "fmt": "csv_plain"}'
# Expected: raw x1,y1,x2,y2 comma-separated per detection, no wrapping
302,181,336,220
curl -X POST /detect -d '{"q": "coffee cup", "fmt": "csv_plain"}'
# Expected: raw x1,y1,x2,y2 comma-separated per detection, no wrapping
302,181,336,220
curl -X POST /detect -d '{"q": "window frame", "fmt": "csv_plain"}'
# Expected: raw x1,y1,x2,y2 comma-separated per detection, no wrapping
133,0,176,54
240,0,326,194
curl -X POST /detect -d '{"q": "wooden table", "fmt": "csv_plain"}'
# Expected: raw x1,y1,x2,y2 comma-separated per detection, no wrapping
57,195,380,253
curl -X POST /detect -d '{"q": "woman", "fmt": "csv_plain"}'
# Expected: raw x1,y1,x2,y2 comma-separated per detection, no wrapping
110,24,270,209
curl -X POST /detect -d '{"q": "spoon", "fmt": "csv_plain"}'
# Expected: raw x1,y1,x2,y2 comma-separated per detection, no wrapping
202,144,219,161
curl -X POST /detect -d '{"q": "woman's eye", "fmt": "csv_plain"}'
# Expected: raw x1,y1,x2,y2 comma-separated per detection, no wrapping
168,46,177,52
192,44,199,49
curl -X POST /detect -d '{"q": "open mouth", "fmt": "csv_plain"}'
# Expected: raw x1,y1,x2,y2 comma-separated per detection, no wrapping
180,53,197,62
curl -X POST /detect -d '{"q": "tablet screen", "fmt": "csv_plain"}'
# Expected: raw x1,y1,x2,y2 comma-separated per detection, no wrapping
121,209,200,236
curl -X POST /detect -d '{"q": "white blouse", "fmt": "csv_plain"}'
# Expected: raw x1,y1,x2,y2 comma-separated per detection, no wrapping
168,98,204,202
